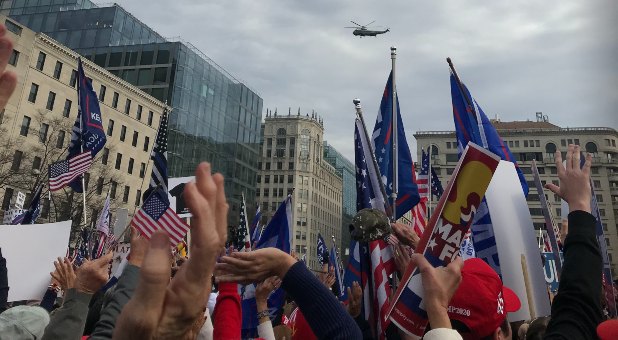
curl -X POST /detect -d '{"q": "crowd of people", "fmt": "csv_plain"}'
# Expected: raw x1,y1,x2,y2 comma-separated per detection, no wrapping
0,23,617,339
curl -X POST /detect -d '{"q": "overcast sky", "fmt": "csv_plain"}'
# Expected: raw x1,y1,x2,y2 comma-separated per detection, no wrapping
116,0,617,159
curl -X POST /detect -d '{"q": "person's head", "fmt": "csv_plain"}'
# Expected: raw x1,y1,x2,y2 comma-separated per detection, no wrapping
0,305,50,339
525,316,550,340
447,258,521,340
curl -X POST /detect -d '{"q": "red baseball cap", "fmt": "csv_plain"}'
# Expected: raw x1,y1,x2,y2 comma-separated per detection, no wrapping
597,319,618,340
447,258,521,339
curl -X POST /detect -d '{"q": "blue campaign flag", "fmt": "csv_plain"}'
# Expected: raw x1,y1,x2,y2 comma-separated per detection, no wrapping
340,239,371,314
254,196,292,252
66,59,106,192
371,72,420,219
449,72,527,195
242,196,292,336
420,148,444,198
330,245,344,298
317,233,329,265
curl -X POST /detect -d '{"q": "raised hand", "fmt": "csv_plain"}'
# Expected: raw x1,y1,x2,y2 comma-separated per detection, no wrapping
393,243,412,275
255,276,281,303
412,254,463,329
391,222,420,249
114,162,228,339
74,252,112,294
50,257,76,291
215,248,297,284
545,144,592,213
128,227,149,267
346,281,362,318
0,24,17,111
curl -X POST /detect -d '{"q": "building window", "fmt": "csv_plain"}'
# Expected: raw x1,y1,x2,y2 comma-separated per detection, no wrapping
115,153,122,169
124,99,131,115
53,61,62,79
56,130,65,148
524,140,528,148
265,163,271,170
256,189,260,197
264,189,269,197
585,142,598,154
147,111,154,126
289,162,294,170
46,91,56,110
62,99,72,117
107,119,114,136
140,163,146,178
28,83,39,103
264,175,270,184
112,92,119,108
2,188,14,210
288,175,293,184
128,158,134,174
32,156,41,170
257,175,261,183
39,123,49,143
70,69,77,87
96,177,104,195
593,180,601,188
136,105,143,121
110,181,117,199
11,150,23,171
36,52,46,71
143,136,149,151
20,116,31,136
8,50,19,66
132,131,138,147
97,85,106,103
545,142,556,154
135,190,142,206
123,186,130,203
101,148,109,164
446,154,459,162
5,20,22,35
120,125,127,141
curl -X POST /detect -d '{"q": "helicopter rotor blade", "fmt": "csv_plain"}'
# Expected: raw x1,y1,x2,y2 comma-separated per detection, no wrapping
344,27,358,29
365,20,376,27
350,20,362,27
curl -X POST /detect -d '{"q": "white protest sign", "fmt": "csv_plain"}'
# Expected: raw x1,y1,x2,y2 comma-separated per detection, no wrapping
485,161,552,321
168,176,194,218
111,242,130,274
0,220,72,301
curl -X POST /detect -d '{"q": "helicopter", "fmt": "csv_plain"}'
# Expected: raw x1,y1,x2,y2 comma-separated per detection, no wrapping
345,20,390,37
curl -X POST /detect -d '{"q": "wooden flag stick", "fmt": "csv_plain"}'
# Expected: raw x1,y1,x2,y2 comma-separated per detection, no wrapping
521,253,536,319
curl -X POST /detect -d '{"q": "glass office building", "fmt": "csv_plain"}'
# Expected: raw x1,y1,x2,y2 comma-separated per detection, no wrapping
1,0,263,219
323,142,356,263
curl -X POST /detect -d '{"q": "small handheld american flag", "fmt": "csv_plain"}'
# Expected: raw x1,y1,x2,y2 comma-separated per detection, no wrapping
131,189,189,246
48,151,93,191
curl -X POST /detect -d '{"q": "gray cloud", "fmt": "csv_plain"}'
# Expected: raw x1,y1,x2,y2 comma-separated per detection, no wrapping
115,0,617,159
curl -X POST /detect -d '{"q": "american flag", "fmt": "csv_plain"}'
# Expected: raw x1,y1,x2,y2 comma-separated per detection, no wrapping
48,151,93,191
236,193,251,252
355,118,394,340
96,193,111,236
149,109,168,193
412,148,444,236
131,189,189,246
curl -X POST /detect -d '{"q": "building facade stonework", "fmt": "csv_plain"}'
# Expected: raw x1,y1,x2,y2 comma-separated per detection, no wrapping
257,111,343,271
0,16,166,226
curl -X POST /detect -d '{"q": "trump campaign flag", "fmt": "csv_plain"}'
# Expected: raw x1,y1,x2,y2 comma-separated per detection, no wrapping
449,63,527,275
388,143,500,336
330,244,344,299
242,195,292,337
65,58,106,192
11,184,43,225
317,233,329,265
372,72,420,219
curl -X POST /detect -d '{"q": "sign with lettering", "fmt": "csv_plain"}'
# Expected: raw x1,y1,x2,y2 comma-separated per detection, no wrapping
388,143,500,336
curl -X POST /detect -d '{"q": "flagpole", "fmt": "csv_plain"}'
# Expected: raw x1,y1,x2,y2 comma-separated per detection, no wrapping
390,46,398,222
353,99,393,216
427,146,432,219
77,59,88,231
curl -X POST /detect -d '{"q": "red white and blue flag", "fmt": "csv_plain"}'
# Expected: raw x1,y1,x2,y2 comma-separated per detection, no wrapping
48,151,93,191
131,189,189,246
